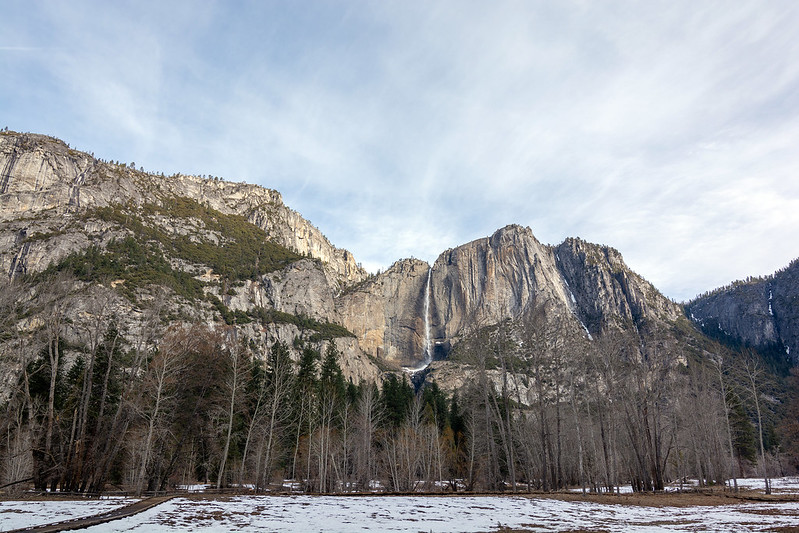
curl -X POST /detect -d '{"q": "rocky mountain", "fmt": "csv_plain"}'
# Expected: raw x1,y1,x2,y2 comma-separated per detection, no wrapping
687,259,799,368
0,131,380,385
336,224,684,368
0,132,364,286
7,129,799,499
1,129,786,396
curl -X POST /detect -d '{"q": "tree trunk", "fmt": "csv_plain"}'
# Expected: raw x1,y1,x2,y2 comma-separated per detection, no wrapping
747,359,771,495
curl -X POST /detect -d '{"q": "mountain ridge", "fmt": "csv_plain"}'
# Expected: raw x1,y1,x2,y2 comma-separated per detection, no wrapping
687,258,799,368
2,129,797,496
2,129,796,383
0,131,365,288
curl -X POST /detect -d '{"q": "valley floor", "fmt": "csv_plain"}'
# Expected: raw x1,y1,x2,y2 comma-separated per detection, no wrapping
3,478,799,532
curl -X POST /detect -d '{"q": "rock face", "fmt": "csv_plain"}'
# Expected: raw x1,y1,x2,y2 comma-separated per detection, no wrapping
336,225,684,370
225,259,337,322
0,132,365,287
431,225,572,340
5,130,793,394
0,131,377,385
336,259,430,366
555,238,681,333
687,260,799,364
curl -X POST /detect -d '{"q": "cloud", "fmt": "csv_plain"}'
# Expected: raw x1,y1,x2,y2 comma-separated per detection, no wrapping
2,0,798,301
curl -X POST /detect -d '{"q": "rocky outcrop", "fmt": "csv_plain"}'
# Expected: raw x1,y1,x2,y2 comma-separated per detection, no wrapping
431,225,574,339
555,238,681,334
158,174,365,287
0,131,376,384
687,259,799,364
222,259,337,322
0,133,96,215
336,258,430,367
0,132,365,286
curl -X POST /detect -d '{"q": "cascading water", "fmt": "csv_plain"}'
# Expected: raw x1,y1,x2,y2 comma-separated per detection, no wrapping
405,266,433,374
422,266,432,366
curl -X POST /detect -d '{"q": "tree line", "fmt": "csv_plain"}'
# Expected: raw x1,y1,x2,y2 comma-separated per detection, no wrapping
0,276,793,495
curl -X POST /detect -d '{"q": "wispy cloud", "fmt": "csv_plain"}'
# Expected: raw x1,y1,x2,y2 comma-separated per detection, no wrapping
0,46,45,51
2,0,798,301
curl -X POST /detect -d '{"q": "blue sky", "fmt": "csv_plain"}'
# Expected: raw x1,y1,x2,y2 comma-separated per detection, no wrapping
3,1,799,301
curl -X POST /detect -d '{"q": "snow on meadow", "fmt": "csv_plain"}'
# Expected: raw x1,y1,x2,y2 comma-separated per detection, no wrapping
734,476,799,494
73,494,799,533
3,478,799,532
0,497,138,531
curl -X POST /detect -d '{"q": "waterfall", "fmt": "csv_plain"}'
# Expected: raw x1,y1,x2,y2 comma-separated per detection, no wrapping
404,266,433,373
423,266,432,365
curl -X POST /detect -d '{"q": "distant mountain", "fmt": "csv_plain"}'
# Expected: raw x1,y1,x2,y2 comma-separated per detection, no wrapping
2,129,784,388
687,259,799,370
0,131,381,385
2,129,793,495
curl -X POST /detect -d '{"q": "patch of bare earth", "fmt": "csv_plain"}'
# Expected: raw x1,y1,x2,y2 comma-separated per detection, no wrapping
473,515,614,533
523,489,799,508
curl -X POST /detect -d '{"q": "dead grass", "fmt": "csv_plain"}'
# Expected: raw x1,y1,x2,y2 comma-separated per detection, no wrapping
4,488,797,509
519,489,799,508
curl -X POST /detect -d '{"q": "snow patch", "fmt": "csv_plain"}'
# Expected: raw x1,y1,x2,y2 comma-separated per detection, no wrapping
67,493,799,533
580,321,593,340
9,479,799,533
563,284,592,341
176,484,212,492
0,498,138,530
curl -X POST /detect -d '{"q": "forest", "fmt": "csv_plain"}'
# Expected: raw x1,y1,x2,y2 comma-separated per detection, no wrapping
0,274,795,497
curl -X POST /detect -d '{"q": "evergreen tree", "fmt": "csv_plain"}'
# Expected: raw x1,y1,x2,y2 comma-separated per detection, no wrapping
449,391,466,448
728,390,758,463
421,382,448,431
319,342,346,403
380,374,414,428
296,344,320,393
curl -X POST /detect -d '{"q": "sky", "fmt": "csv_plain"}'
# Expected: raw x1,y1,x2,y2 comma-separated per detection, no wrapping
2,1,799,302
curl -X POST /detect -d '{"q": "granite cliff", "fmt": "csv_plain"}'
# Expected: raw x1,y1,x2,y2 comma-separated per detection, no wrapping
0,131,379,385
687,259,799,367
2,130,794,395
338,225,682,361
0,132,364,288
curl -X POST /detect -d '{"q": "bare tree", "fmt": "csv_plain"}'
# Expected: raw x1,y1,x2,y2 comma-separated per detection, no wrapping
34,272,74,490
712,356,739,492
353,383,382,491
567,345,589,494
492,319,517,491
521,304,557,491
252,340,295,491
744,355,771,495
86,291,165,494
61,289,113,491
216,328,248,489
0,278,37,493
134,325,194,496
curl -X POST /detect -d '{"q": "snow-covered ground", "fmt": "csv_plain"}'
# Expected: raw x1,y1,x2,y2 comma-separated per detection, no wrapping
734,476,799,494
69,495,799,533
175,484,214,493
0,497,138,531
3,478,799,532
568,476,799,495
